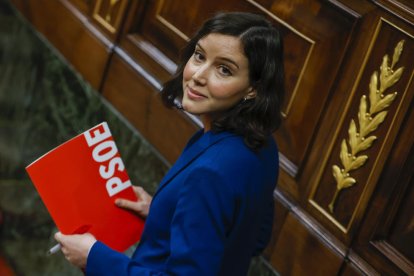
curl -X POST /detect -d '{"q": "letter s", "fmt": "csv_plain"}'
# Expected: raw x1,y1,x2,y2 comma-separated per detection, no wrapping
99,157,125,179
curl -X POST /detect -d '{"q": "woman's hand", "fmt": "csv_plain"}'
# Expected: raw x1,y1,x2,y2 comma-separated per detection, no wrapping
115,186,152,218
54,232,96,268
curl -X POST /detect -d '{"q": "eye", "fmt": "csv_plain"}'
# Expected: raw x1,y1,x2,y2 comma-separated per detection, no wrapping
218,65,232,76
193,50,205,62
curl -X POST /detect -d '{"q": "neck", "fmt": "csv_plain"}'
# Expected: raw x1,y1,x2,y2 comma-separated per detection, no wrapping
200,114,212,132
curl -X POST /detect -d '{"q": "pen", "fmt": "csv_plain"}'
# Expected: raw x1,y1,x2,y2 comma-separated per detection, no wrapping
47,243,61,255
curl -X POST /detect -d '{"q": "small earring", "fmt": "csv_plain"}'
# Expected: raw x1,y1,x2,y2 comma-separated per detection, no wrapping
243,97,248,102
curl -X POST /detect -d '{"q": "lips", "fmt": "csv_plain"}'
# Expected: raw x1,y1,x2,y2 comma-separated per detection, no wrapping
187,86,207,100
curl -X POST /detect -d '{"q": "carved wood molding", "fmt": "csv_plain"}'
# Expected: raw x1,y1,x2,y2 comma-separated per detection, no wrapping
308,18,414,238
371,240,414,275
329,40,405,213
93,0,128,33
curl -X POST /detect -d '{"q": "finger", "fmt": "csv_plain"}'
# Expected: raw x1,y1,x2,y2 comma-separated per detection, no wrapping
84,232,96,240
54,232,63,243
61,246,68,255
115,198,139,211
133,186,146,199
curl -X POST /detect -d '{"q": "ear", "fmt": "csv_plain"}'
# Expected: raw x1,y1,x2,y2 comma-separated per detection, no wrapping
244,87,257,100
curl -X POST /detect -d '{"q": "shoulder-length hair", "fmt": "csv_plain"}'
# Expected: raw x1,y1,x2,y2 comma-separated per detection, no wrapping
161,12,285,150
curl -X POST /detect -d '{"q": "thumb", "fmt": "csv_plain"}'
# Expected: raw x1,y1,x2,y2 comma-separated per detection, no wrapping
115,198,139,211
54,232,66,243
133,186,146,199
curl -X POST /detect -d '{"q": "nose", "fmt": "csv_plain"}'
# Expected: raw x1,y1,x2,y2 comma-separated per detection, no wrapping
192,64,208,86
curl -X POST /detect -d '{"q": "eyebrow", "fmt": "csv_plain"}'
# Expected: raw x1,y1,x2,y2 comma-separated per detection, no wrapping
196,43,240,69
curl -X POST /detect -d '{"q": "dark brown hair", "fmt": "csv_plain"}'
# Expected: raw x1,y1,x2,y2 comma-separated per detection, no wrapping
161,12,285,150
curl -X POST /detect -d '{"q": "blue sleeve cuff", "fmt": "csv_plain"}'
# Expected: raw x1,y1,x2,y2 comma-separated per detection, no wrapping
86,241,130,275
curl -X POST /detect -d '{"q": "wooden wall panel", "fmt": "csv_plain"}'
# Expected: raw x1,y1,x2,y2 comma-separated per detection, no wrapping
308,16,414,242
269,212,344,275
376,0,414,22
101,51,198,163
262,194,289,259
91,0,129,35
133,0,256,62
350,84,414,275
341,251,380,276
11,0,112,89
247,1,357,201
69,0,90,14
101,52,154,132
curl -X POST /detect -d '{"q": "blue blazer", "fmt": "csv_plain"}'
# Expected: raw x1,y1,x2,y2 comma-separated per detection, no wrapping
86,130,279,276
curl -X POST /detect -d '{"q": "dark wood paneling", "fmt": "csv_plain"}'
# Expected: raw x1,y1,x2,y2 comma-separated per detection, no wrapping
69,0,90,14
262,194,289,259
376,0,414,22
254,0,356,176
130,0,255,62
101,52,198,163
101,52,154,132
91,0,129,37
341,251,380,276
350,90,414,275
308,14,414,242
341,263,364,276
269,212,343,275
11,0,112,89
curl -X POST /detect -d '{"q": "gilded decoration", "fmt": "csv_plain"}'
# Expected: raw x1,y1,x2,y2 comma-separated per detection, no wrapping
328,40,405,213
93,0,123,33
105,0,120,22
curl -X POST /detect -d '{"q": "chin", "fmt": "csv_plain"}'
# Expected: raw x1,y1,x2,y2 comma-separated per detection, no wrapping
181,100,194,112
183,107,201,115
182,105,202,116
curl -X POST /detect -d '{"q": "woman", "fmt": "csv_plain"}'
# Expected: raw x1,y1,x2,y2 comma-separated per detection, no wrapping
55,11,284,276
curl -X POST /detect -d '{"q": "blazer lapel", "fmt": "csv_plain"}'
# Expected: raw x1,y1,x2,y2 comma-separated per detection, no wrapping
153,130,236,198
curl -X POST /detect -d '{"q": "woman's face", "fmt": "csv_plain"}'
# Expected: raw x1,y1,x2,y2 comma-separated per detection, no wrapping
182,33,255,123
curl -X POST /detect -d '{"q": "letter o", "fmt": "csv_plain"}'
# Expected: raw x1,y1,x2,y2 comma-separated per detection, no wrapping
92,140,118,163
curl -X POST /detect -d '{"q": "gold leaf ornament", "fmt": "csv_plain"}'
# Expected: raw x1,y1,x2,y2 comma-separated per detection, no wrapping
391,40,404,68
329,166,356,213
358,96,368,131
370,92,397,114
328,40,405,213
355,136,377,153
350,155,368,171
339,140,350,170
349,120,358,154
332,165,357,189
381,56,404,91
361,110,387,137
105,0,120,22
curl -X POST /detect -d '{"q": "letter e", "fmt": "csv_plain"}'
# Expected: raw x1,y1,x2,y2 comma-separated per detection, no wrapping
84,123,111,147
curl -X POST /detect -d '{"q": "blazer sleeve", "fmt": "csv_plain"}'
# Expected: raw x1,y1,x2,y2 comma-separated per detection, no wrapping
253,197,274,256
86,166,235,276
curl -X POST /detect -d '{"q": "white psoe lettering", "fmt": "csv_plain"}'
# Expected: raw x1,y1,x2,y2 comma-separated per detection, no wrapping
106,178,132,197
84,122,111,147
93,140,117,163
84,123,131,197
99,157,124,179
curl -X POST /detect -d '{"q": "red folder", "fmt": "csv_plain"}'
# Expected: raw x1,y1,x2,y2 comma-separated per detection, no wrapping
26,122,144,252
